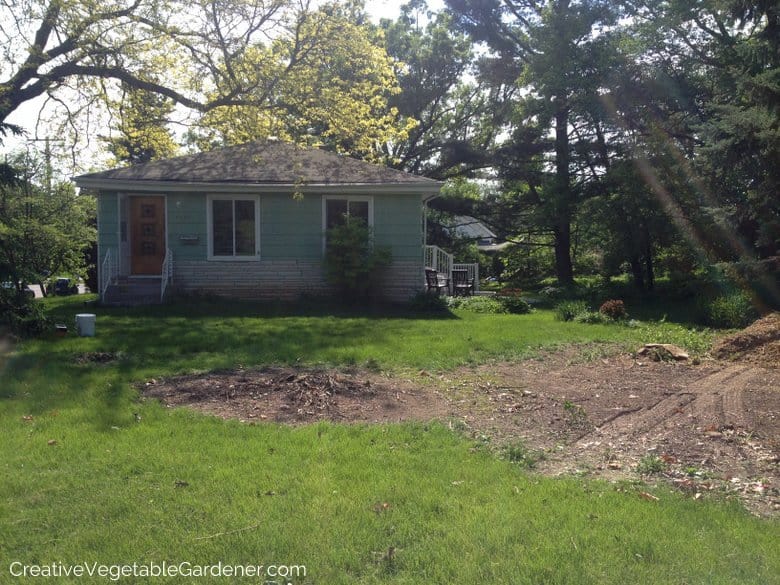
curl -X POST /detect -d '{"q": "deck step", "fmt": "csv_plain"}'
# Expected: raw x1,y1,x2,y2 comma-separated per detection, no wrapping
103,278,165,306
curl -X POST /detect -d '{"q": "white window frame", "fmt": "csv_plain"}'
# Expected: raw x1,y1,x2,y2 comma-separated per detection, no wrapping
206,194,261,261
321,195,374,252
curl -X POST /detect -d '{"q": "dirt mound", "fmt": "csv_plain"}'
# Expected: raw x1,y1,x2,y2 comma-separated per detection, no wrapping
711,313,780,367
141,367,448,424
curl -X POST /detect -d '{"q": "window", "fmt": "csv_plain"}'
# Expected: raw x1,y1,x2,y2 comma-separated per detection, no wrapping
323,196,373,251
208,196,259,259
325,197,371,229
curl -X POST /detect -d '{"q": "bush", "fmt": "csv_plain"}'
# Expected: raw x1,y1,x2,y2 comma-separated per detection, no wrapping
554,300,589,321
574,310,609,324
323,218,392,302
701,292,758,328
495,288,532,314
599,299,627,320
0,292,50,337
408,292,449,312
539,285,564,299
447,296,508,313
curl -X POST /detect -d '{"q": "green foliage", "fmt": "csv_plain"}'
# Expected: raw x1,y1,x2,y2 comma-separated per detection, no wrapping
502,441,545,469
408,291,450,312
636,455,666,476
562,399,589,427
574,310,610,324
102,84,178,166
600,300,628,320
554,300,589,322
0,153,95,292
700,292,759,329
447,295,508,313
0,295,50,337
380,5,492,175
323,218,392,302
495,288,532,314
501,243,556,286
197,4,413,161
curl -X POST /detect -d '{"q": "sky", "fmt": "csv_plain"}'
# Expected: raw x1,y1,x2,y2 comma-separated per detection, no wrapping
365,0,444,23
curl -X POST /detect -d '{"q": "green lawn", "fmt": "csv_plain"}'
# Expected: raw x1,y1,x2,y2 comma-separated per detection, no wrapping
1,296,777,584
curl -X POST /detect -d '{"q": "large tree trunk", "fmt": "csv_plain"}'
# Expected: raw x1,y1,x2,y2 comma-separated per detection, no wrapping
553,96,575,286
629,255,645,290
554,222,574,286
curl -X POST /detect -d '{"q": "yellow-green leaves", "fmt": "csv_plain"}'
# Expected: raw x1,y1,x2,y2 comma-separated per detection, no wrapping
199,6,416,161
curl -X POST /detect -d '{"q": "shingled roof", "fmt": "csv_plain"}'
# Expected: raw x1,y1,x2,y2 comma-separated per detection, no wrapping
74,141,440,191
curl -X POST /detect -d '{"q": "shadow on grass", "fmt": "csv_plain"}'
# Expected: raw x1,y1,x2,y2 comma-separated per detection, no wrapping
526,281,708,328
46,295,461,321
2,296,459,416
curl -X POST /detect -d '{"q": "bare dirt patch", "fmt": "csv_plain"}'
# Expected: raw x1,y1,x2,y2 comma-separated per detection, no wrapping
142,367,449,424
440,352,779,516
141,339,780,516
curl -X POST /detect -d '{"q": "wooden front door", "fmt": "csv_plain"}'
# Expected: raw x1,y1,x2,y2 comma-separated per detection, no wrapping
130,196,166,275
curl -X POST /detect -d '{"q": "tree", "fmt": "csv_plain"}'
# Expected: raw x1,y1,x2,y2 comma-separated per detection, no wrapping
445,0,625,285
379,0,501,177
0,152,95,295
624,0,780,261
195,1,414,161
0,0,409,161
102,83,178,165
0,1,267,134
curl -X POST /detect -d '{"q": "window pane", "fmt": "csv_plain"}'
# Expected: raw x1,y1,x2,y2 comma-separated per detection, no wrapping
212,200,233,256
349,200,369,225
326,199,348,229
235,200,256,256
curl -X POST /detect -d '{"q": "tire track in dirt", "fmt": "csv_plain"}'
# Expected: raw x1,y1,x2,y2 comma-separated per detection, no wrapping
574,365,754,449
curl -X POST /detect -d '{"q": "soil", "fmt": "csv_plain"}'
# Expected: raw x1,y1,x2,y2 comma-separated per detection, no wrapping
712,312,780,368
142,367,450,425
141,315,780,517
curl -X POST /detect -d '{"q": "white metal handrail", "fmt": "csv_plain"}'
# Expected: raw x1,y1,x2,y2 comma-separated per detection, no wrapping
424,245,453,277
160,248,173,301
100,248,116,300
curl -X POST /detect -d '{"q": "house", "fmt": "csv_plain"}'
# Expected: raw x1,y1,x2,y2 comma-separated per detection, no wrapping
73,141,442,304
448,215,509,252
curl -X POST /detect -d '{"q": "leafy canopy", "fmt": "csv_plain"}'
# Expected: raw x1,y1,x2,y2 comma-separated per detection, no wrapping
196,2,415,160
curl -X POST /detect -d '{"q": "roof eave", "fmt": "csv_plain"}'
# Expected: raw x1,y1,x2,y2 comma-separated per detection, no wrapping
73,178,443,196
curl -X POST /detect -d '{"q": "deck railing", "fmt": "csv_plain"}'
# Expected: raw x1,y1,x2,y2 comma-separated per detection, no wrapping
425,245,480,293
99,248,117,300
424,245,453,277
160,248,173,301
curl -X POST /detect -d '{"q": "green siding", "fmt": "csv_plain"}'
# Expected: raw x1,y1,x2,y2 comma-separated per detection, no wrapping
97,192,118,250
167,193,207,261
374,194,424,261
99,191,425,263
261,194,323,260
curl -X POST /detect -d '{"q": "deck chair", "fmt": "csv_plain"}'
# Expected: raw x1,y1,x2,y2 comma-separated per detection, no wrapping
451,269,475,296
425,268,449,296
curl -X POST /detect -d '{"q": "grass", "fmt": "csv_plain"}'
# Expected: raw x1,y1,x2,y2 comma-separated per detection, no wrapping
1,295,777,584
18,294,714,378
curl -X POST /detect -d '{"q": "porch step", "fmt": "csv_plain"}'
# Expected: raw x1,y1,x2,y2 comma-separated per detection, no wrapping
103,278,164,306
